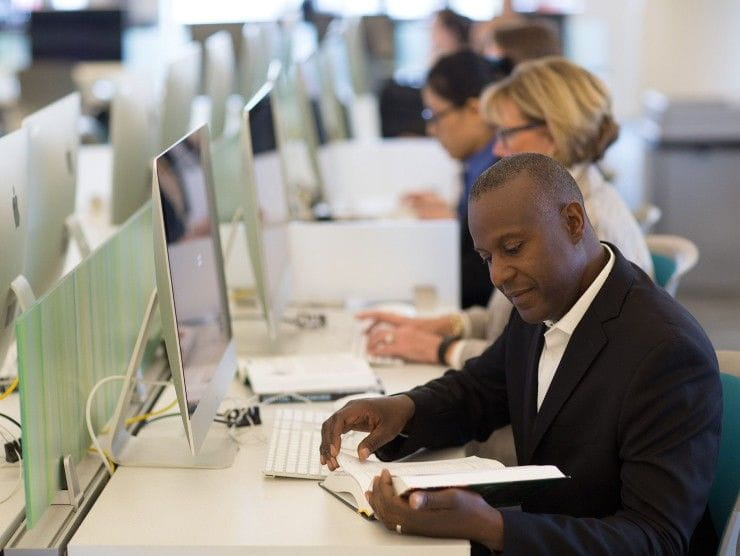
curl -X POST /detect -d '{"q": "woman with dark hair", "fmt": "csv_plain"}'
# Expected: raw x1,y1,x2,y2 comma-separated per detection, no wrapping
402,50,505,309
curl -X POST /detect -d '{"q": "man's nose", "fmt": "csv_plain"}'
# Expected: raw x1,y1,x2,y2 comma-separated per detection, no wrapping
490,258,515,289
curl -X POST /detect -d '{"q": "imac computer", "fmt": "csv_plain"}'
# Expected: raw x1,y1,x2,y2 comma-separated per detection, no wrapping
0,129,34,375
106,124,237,468
236,78,293,341
270,63,331,220
204,31,235,140
159,41,202,152
22,93,87,299
317,42,350,142
110,75,158,225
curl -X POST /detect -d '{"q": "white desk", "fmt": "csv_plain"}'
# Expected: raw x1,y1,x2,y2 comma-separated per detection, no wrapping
68,312,469,555
0,394,24,548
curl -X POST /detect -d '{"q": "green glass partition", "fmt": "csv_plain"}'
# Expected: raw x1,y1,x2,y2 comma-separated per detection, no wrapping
16,202,157,528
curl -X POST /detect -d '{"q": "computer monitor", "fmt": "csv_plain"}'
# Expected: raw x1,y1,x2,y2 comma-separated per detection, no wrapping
204,31,235,139
110,76,157,225
22,92,82,298
297,53,331,146
154,124,236,454
239,24,265,103
160,42,202,152
0,128,31,373
241,81,293,341
316,43,350,142
106,124,237,468
271,63,328,219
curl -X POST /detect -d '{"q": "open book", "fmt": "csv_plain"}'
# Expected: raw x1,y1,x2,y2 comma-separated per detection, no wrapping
319,453,567,518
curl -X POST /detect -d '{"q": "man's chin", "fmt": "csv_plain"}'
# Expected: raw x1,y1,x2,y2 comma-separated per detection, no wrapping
512,304,546,324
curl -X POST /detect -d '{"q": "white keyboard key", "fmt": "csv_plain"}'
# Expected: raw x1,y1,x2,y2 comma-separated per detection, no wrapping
263,408,331,480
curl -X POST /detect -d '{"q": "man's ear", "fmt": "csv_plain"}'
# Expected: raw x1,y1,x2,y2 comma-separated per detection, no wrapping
562,202,586,244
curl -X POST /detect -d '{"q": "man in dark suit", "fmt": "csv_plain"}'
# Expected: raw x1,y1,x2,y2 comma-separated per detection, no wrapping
320,153,721,554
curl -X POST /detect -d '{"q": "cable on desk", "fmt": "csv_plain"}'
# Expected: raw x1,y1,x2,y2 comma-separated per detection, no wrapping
0,421,22,504
125,398,178,426
0,377,18,401
0,412,21,430
85,375,172,477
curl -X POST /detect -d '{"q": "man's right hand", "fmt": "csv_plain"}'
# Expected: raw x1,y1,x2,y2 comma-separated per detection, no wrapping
319,395,416,470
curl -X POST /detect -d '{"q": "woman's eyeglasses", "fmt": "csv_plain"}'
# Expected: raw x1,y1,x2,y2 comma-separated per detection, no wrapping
421,106,460,125
495,122,545,147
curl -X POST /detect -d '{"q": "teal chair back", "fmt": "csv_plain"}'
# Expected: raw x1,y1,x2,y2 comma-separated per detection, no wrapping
709,371,740,538
650,252,678,289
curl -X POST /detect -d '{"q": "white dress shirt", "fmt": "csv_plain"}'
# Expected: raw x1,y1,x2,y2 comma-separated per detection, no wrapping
537,244,615,410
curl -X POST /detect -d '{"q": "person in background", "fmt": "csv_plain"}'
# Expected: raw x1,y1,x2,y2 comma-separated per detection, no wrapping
428,8,473,63
469,0,524,55
483,20,562,73
380,8,472,138
403,50,506,309
362,57,653,368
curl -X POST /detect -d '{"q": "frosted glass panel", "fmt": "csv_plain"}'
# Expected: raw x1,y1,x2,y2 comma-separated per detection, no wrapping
17,203,157,528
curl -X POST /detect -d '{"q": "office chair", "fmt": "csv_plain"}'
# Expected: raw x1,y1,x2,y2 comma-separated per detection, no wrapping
645,234,699,296
633,202,662,234
711,350,740,555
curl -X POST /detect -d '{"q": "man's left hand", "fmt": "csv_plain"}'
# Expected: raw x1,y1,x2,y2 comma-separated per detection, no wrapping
367,469,504,551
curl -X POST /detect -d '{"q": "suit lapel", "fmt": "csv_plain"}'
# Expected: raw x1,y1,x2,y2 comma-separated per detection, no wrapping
522,244,635,462
524,312,607,462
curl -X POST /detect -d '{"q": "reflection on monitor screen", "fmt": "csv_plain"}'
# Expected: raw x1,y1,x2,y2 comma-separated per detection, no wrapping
159,141,229,410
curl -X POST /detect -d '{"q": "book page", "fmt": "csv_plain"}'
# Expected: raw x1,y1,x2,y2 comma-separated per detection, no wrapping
336,453,564,494
336,454,505,491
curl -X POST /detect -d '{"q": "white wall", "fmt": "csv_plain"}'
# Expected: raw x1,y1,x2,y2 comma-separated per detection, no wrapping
567,0,740,119
640,0,740,99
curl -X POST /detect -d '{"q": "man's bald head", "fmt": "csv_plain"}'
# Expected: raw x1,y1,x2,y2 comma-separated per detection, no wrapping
470,152,584,216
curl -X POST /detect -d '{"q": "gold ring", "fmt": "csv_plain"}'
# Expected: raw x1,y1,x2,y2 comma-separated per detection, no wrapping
395,523,402,534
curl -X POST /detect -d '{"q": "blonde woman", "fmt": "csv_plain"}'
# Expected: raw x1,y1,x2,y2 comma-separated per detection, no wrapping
361,57,653,369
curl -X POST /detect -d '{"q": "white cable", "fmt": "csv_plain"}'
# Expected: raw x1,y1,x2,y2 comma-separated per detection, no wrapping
0,421,21,504
86,375,126,476
86,375,173,477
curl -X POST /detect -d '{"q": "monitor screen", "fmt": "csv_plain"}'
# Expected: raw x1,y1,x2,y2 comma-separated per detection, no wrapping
155,126,232,420
29,9,123,61
248,92,277,155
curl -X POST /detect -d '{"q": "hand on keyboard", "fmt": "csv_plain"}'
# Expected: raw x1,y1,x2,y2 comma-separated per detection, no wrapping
263,409,374,480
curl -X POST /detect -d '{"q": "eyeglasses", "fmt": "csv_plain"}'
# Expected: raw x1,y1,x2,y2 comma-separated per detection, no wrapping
421,105,459,125
495,122,546,147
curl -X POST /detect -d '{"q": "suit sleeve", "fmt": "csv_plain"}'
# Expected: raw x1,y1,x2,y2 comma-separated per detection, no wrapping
500,333,721,555
375,327,512,461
